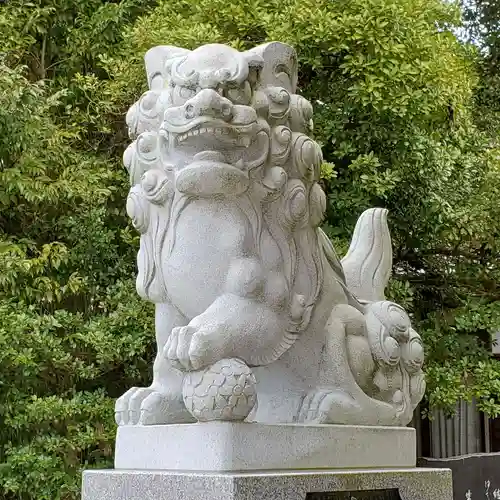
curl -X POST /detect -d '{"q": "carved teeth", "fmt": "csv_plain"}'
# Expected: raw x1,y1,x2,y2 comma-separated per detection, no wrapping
176,126,241,143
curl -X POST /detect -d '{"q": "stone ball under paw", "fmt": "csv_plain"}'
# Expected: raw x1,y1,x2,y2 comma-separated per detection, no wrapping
182,358,257,422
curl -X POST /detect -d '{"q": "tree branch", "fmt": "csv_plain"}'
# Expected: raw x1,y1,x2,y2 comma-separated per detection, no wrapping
40,36,47,80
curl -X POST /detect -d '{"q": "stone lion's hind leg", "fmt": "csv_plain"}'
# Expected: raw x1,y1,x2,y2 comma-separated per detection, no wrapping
115,302,195,425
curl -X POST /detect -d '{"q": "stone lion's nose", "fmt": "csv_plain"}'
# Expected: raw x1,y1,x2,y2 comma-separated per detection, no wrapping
183,89,233,122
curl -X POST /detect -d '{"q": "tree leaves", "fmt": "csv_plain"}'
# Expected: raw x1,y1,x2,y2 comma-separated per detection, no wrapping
0,3,155,499
1,0,500,497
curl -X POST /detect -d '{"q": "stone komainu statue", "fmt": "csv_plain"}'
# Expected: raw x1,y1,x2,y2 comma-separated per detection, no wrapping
116,42,425,427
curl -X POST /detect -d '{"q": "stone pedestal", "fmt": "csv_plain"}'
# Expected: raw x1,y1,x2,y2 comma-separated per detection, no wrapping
82,468,453,500
114,423,417,471
82,424,453,500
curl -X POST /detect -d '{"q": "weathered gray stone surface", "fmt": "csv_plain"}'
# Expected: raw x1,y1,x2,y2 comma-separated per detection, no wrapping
114,423,416,471
115,39,425,428
82,468,453,500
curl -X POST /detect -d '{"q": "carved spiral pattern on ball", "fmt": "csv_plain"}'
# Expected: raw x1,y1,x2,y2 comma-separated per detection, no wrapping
182,358,257,422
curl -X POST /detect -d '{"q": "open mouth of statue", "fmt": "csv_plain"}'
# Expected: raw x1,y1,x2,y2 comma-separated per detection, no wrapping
176,125,253,148
163,119,257,150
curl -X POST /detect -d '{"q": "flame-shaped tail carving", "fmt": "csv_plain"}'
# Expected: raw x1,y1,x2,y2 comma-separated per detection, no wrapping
341,208,392,302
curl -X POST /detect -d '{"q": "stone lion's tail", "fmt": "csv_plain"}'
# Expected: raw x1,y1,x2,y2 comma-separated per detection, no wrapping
340,208,393,302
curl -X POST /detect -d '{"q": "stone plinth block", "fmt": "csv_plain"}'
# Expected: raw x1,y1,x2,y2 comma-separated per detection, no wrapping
82,468,453,500
114,423,416,471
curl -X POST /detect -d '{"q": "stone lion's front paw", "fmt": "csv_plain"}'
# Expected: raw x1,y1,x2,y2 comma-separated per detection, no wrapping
114,386,194,425
164,324,222,371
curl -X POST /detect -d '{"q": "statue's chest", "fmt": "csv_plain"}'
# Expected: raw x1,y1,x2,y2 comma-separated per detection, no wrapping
162,198,251,318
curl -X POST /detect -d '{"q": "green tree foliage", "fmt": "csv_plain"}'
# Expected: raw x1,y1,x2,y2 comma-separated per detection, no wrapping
447,0,500,416
460,0,500,137
1,0,500,498
0,2,155,499
461,0,500,57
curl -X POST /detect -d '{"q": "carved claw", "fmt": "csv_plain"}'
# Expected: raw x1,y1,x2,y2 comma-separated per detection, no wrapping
115,387,141,425
115,386,194,425
138,390,195,425
164,324,219,371
128,387,155,424
298,389,332,423
298,389,363,424
115,386,155,425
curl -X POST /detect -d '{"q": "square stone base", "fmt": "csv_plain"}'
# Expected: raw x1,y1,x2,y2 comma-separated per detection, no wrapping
82,468,453,500
115,423,416,471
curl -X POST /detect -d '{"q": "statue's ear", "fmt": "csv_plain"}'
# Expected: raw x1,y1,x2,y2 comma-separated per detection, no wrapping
243,42,298,93
144,45,191,90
